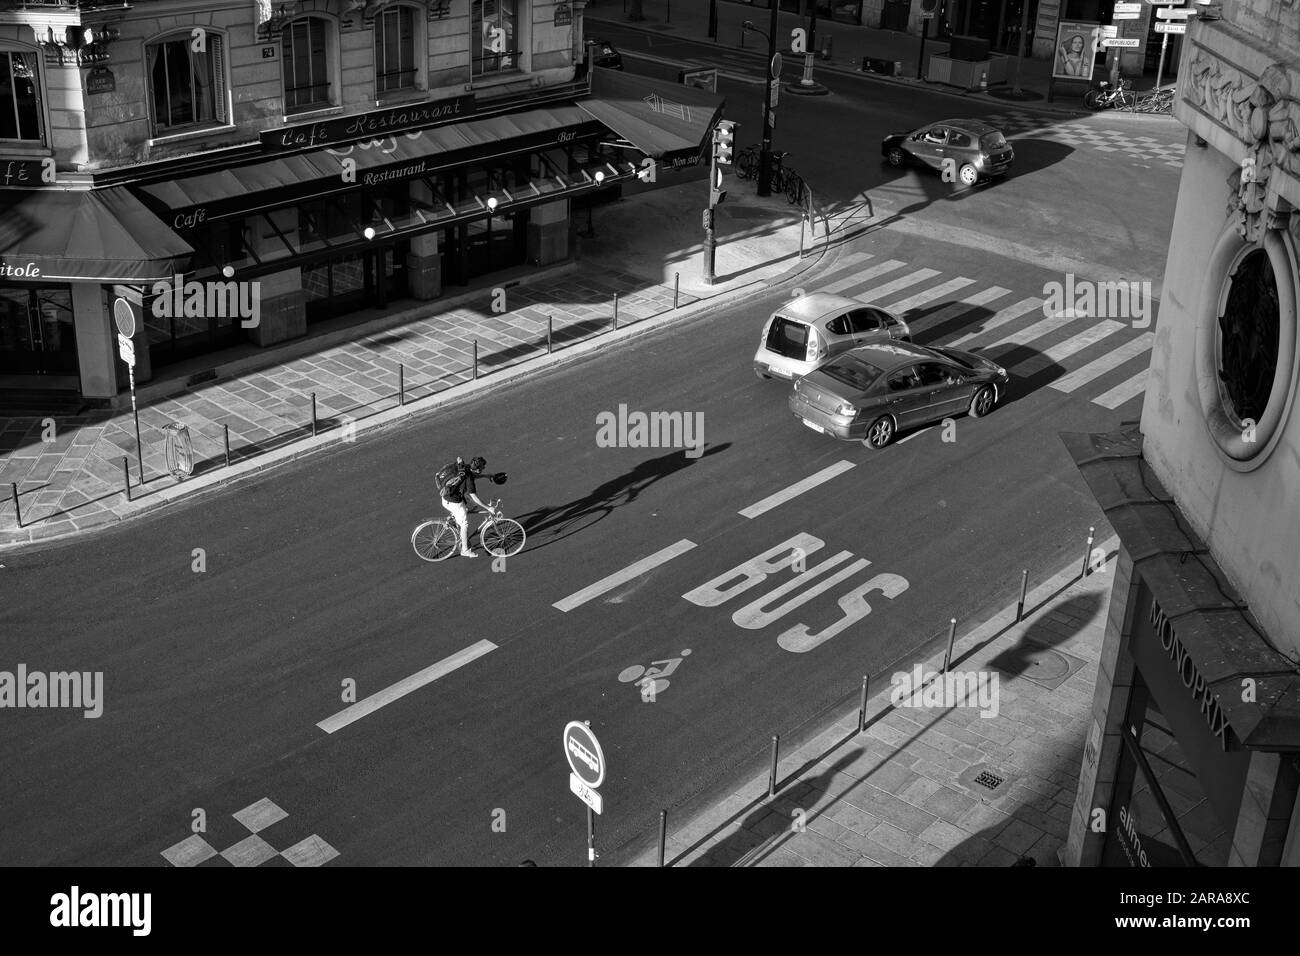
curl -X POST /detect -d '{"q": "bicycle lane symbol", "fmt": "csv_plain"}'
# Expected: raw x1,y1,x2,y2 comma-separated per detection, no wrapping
618,650,691,700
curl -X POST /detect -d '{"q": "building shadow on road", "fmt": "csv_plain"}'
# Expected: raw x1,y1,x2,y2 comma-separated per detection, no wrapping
515,443,730,553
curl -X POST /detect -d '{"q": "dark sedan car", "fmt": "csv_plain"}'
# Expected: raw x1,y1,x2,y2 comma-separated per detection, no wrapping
788,341,1009,447
575,38,623,77
881,119,1014,186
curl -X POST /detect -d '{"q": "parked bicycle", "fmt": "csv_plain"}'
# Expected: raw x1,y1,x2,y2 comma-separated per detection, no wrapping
411,497,526,561
1084,78,1136,112
1134,87,1175,114
736,144,760,181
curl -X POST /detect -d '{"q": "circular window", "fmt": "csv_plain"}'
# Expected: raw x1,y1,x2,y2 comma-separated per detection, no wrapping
1196,227,1300,470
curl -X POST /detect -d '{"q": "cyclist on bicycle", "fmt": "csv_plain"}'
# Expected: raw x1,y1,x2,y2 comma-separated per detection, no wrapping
440,456,499,558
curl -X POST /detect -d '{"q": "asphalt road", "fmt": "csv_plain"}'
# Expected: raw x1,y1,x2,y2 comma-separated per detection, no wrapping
0,67,1181,867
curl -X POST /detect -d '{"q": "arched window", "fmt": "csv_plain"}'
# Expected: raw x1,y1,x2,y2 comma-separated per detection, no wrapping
147,31,227,135
283,17,333,112
374,4,418,95
472,0,519,77
0,48,43,142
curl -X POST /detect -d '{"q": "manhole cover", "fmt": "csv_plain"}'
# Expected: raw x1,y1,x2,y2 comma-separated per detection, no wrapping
1020,646,1070,681
990,639,1086,690
973,770,1004,791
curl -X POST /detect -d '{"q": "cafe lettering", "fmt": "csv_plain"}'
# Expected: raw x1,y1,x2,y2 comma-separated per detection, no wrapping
1148,600,1231,749
260,94,476,153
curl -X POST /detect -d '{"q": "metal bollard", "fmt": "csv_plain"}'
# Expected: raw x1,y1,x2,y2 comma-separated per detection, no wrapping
674,273,680,310
548,315,554,354
224,424,231,468
768,734,780,798
121,456,131,502
1016,569,1029,622
821,34,833,61
474,340,479,380
399,364,405,406
658,809,668,867
740,27,745,50
666,0,670,23
10,482,21,528
613,293,620,330
311,393,318,437
942,617,957,673
1082,526,1095,578
858,674,869,733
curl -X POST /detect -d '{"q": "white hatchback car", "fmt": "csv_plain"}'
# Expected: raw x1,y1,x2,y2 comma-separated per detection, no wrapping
753,292,912,381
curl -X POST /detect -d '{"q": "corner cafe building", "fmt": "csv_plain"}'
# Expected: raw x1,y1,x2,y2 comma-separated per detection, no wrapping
1061,431,1300,868
0,69,721,404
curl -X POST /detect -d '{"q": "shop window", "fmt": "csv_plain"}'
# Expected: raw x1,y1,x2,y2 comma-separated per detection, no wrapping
282,17,334,113
472,0,519,77
0,50,43,143
147,32,228,135
375,5,420,95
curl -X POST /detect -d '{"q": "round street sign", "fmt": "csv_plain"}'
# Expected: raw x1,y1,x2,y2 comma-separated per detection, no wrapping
113,297,136,338
770,53,782,79
563,720,605,789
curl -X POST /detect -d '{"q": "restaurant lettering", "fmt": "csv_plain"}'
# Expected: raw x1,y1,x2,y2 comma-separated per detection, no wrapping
0,261,41,278
260,94,476,153
1149,600,1230,750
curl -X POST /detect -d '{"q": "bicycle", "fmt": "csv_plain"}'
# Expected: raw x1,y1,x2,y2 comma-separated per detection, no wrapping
736,144,760,181
784,169,805,207
767,149,792,192
410,497,526,561
1084,78,1136,112
1135,87,1175,113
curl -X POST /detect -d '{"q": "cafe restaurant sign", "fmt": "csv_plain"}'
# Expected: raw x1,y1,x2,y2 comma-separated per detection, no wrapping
260,94,477,153
1148,600,1231,750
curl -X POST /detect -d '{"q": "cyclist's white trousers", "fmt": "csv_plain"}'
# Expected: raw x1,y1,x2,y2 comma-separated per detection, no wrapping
442,499,470,549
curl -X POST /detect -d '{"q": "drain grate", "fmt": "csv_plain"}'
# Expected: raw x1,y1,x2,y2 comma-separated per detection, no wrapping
973,770,1005,792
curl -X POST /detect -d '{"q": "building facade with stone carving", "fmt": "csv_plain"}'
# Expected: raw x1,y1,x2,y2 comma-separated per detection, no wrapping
1061,0,1300,867
0,0,720,406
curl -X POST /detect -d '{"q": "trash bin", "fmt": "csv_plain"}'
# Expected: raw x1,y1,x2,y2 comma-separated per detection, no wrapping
163,422,195,480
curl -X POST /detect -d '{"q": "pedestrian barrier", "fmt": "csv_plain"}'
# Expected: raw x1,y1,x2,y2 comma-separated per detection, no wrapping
649,527,1106,866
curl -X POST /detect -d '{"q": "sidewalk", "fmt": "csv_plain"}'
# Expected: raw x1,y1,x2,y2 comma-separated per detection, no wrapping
628,534,1117,866
0,180,818,549
590,0,1089,114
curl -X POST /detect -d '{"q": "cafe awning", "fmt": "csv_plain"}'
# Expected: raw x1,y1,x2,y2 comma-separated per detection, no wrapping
137,103,607,223
575,67,724,166
0,187,193,282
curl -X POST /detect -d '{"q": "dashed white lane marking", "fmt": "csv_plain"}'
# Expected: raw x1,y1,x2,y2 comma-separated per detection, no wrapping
1048,332,1154,393
738,460,856,518
316,639,497,734
554,540,697,611
1095,368,1149,409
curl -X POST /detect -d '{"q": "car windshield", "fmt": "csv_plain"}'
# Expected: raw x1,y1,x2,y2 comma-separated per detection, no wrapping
821,354,884,392
934,349,976,370
980,132,1007,150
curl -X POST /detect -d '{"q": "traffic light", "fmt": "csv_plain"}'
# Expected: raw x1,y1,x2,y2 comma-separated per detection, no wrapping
712,120,735,166
709,166,726,207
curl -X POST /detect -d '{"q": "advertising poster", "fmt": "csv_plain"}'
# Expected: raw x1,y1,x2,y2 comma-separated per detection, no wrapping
1053,20,1101,81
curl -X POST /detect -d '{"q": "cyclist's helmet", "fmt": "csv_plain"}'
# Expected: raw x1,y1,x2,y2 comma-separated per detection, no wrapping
469,456,487,474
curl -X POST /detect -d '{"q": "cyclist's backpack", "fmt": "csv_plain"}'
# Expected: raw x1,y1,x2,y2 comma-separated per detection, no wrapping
435,461,466,498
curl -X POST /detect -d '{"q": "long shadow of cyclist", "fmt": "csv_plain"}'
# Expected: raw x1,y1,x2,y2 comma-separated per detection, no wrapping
516,443,731,553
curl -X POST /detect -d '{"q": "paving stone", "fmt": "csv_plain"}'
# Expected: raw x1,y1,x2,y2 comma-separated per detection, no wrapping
842,783,938,835
836,829,917,867
782,829,860,866
992,817,1046,855
868,822,947,865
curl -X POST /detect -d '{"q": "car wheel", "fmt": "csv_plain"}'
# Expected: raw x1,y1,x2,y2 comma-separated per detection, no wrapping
958,163,979,187
886,147,905,167
969,385,996,418
864,415,895,449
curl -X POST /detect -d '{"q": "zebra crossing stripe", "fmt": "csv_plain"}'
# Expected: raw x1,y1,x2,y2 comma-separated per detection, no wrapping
947,297,1042,347
881,276,977,315
820,259,908,295
983,310,1075,356
854,268,942,302
906,285,1012,334
1007,320,1126,377
1049,333,1154,393
809,251,875,290
1094,368,1149,409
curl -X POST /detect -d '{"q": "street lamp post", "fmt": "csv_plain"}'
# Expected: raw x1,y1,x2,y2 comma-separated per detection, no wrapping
708,0,718,40
758,1,778,197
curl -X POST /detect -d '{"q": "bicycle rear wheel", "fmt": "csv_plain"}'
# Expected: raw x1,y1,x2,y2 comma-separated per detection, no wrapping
480,518,526,557
412,519,458,562
1084,90,1104,111
785,172,804,206
737,150,757,181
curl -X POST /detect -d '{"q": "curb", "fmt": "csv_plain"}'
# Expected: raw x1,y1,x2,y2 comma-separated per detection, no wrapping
615,530,1119,866
0,236,841,554
591,15,1180,121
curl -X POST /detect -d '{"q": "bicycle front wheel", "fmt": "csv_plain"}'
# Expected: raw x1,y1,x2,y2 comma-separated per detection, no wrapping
481,518,526,557
737,151,757,180
1084,90,1104,111
412,520,458,562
